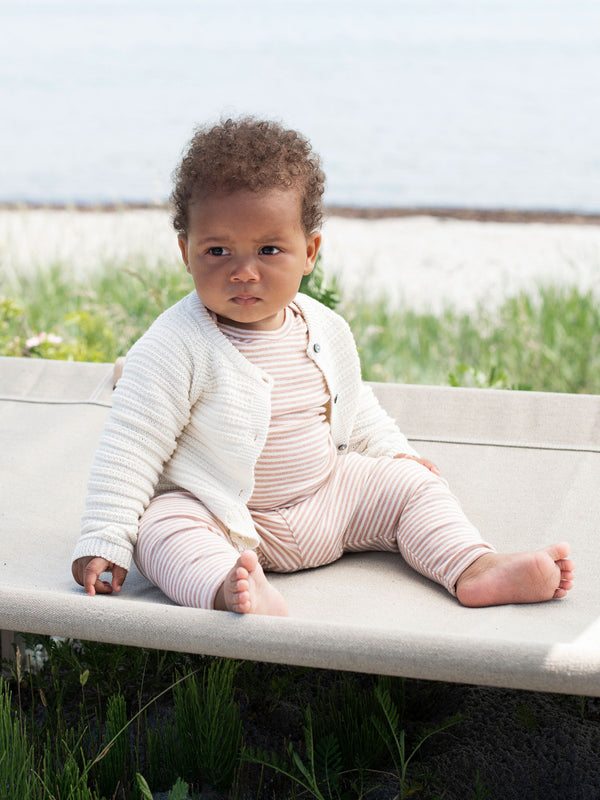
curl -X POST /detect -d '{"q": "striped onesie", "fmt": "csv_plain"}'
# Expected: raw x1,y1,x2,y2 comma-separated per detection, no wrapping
134,304,493,609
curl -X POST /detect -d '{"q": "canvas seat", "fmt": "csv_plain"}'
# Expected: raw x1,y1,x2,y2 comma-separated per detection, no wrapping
1,355,599,695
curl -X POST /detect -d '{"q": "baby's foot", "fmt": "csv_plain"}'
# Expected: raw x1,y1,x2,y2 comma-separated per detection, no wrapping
216,550,289,616
456,542,574,607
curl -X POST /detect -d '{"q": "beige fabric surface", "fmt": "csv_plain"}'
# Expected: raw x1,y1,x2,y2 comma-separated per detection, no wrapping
1,356,599,695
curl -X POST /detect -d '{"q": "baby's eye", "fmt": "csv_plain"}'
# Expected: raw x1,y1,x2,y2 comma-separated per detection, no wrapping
207,246,229,256
260,245,281,255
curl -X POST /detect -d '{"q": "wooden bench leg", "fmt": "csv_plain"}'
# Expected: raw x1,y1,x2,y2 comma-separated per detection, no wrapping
1,630,18,675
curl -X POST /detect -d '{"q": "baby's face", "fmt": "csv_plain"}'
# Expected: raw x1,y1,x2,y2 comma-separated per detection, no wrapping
179,189,321,331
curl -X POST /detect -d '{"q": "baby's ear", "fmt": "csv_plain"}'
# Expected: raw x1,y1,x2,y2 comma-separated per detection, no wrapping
305,231,322,274
178,235,189,269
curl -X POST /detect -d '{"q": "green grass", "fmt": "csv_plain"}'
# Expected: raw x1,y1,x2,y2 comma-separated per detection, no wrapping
1,257,599,393
2,638,462,799
343,287,600,393
0,261,191,362
4,637,600,799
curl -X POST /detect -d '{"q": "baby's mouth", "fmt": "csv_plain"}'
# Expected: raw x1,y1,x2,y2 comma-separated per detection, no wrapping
232,295,259,306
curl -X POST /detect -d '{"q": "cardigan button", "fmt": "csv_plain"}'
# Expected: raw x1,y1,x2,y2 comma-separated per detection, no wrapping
338,443,348,451
313,343,321,353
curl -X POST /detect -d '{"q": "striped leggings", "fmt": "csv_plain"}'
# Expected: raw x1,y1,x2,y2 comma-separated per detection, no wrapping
134,452,494,609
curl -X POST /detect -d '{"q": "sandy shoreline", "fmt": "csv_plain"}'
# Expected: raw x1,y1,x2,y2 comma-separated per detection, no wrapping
3,201,600,225
1,207,599,313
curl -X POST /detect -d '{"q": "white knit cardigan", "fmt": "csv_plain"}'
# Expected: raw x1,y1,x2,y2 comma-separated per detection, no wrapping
72,291,417,571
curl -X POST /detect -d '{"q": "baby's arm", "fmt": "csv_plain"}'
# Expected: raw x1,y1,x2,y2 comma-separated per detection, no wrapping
72,556,128,596
73,320,197,582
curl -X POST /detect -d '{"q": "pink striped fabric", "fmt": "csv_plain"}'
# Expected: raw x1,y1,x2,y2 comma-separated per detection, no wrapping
135,455,493,609
218,305,337,510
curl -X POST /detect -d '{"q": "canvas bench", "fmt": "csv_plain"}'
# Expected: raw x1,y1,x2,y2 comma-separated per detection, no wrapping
1,355,599,696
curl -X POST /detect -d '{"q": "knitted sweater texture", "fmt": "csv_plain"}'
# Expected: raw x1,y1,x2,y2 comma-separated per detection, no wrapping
72,291,417,571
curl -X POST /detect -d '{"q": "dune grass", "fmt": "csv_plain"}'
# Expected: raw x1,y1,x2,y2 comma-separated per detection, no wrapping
1,257,599,394
343,286,600,393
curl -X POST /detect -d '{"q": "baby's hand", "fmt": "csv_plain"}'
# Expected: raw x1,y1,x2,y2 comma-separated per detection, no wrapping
393,453,440,476
72,556,128,597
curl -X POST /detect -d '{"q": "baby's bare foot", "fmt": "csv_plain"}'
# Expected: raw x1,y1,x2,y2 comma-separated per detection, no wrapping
215,550,289,616
456,542,574,607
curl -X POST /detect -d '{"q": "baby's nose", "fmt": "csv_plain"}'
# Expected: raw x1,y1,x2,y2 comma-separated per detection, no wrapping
231,259,260,281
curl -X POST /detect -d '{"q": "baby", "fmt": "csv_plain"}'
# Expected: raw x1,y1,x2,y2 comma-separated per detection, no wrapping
72,117,574,615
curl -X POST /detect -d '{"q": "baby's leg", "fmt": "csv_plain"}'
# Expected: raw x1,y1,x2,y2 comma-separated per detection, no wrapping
136,492,287,615
342,456,573,606
136,491,238,608
389,460,574,606
341,456,493,593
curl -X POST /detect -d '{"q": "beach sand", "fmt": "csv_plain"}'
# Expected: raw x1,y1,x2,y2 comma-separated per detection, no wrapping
1,207,600,313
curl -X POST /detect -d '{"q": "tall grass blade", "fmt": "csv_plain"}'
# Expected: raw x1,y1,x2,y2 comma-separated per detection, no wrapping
0,678,36,800
173,658,243,791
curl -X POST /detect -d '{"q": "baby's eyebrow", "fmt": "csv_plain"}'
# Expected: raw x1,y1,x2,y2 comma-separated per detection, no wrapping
195,231,291,246
194,236,233,249
254,230,291,243
197,234,231,243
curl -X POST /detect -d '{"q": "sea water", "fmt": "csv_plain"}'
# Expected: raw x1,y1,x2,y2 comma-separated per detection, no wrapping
1,0,599,211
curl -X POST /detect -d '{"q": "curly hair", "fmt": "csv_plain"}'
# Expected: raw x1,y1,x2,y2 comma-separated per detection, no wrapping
170,117,325,237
